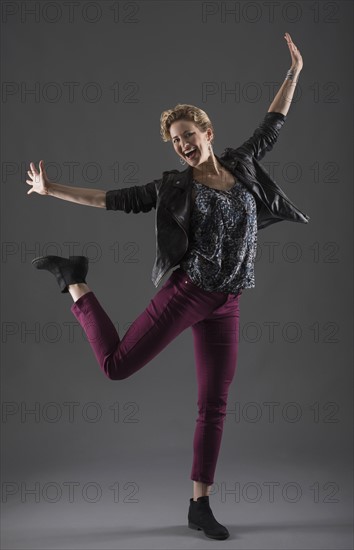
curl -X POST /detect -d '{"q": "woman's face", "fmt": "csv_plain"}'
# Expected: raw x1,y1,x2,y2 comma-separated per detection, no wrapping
170,119,212,167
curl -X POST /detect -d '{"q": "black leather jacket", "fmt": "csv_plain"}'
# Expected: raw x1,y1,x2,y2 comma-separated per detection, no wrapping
106,111,310,288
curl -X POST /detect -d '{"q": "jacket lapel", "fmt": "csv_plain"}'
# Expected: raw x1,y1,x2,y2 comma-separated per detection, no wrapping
165,156,237,229
164,167,193,232
169,154,238,189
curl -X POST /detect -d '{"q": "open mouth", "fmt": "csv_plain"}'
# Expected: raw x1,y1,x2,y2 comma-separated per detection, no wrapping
184,147,197,160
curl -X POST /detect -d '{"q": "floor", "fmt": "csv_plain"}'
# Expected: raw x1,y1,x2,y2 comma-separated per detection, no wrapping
2,462,352,549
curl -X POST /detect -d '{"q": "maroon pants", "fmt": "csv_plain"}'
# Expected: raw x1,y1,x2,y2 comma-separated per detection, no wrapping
70,267,241,485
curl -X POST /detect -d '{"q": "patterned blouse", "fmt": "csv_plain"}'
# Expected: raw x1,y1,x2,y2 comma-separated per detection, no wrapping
179,177,258,295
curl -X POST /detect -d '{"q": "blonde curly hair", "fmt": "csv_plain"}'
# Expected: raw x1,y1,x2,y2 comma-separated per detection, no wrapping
160,103,214,144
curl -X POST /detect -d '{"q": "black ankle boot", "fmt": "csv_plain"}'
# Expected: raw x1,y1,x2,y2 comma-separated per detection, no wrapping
188,496,230,540
32,255,89,293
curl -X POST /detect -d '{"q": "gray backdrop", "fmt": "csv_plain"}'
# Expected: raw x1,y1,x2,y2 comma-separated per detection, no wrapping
1,1,353,549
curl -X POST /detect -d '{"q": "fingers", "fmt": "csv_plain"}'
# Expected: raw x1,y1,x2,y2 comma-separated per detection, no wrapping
28,161,44,181
29,161,39,176
26,162,38,194
284,32,294,44
284,32,298,50
26,172,40,184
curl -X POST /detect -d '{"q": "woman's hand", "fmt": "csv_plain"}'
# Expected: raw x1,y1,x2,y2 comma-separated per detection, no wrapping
284,32,303,72
26,160,50,195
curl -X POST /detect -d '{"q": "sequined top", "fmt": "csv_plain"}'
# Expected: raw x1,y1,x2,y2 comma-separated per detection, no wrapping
179,178,258,295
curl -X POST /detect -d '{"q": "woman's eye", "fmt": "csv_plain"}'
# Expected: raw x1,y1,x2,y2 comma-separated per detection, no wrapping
173,132,193,143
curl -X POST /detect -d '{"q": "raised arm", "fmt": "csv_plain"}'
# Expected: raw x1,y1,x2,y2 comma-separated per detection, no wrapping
268,32,303,116
233,111,287,162
232,34,303,163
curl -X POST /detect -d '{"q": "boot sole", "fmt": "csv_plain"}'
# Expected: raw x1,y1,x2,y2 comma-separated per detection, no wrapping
31,255,59,268
31,255,87,262
32,255,88,269
188,521,230,540
188,521,202,531
32,255,52,264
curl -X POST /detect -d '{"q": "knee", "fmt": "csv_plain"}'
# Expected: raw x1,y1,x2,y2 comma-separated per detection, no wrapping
105,370,129,381
103,357,128,381
198,400,228,421
104,367,129,381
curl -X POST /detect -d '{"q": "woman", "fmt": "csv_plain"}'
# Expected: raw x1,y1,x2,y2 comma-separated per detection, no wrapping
26,33,307,541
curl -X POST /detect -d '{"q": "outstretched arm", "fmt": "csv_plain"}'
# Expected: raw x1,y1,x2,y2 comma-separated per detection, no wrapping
26,161,106,207
268,32,303,116
26,160,158,212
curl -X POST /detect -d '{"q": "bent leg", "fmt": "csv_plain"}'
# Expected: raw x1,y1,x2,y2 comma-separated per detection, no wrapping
70,269,230,381
70,290,121,378
190,293,241,485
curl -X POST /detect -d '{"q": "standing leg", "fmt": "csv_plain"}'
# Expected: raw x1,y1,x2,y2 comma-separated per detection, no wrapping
190,292,241,491
192,481,212,501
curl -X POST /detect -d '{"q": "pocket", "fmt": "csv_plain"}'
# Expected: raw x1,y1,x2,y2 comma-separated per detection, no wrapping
175,272,208,295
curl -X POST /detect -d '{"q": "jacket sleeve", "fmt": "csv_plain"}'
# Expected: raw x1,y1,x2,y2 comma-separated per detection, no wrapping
105,179,160,213
234,111,287,162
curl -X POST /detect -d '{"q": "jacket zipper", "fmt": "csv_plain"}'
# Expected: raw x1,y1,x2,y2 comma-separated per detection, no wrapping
260,179,303,211
242,167,306,213
231,157,307,214
155,212,189,287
